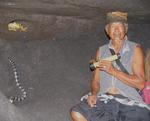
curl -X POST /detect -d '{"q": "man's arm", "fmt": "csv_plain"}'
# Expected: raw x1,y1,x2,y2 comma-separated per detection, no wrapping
91,50,100,95
109,45,145,90
87,49,100,107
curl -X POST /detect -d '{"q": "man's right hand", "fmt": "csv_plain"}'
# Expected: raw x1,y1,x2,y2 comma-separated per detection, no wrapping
87,95,97,107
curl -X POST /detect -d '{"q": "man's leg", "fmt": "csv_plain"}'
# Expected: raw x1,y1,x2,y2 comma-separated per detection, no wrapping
70,111,87,121
119,104,150,121
70,99,90,121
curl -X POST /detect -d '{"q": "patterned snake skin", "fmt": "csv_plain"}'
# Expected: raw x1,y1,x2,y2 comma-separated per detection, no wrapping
8,57,27,103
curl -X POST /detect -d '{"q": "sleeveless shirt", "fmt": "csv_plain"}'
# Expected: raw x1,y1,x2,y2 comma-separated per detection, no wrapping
99,40,143,102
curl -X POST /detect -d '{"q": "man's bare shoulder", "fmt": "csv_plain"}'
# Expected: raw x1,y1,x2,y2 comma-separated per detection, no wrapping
133,44,144,61
132,43,145,77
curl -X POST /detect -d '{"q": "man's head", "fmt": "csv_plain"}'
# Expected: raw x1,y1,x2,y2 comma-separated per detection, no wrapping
105,11,128,43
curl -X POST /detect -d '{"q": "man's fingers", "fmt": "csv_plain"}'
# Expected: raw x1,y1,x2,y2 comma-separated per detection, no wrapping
87,95,97,107
90,100,97,107
88,100,96,107
99,61,111,67
99,65,107,70
89,102,96,107
100,60,111,65
99,60,113,70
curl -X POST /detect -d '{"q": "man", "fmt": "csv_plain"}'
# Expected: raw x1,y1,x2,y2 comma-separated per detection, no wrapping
70,11,150,121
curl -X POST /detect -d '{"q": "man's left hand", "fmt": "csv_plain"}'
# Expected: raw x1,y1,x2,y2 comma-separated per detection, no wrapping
99,60,116,75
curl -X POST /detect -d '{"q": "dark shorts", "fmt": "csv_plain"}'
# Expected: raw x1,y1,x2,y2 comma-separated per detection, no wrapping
70,94,150,121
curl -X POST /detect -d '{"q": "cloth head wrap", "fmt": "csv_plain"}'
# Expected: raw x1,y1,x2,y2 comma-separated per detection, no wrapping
106,11,128,24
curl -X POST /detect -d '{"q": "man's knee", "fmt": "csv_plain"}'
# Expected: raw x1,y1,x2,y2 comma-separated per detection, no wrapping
70,111,87,121
70,111,81,119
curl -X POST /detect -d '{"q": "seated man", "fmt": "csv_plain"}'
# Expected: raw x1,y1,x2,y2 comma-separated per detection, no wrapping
70,11,150,121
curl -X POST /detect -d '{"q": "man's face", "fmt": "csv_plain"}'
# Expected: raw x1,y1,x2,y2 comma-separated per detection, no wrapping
106,22,127,43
